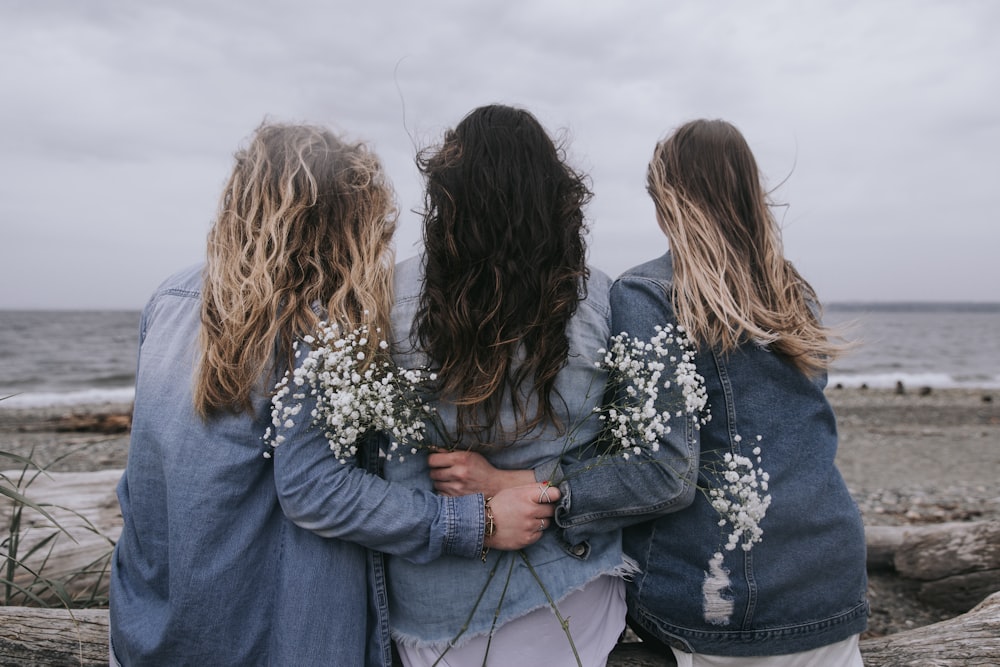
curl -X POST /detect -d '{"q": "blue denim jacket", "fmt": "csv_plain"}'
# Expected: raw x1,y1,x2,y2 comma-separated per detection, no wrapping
557,253,869,656
109,264,486,667
383,256,627,649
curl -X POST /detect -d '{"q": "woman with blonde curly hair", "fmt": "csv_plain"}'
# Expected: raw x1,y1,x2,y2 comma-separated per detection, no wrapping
108,122,557,666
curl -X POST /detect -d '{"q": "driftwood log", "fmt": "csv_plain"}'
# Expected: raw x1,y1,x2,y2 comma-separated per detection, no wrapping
1,595,999,667
11,410,133,435
1,469,122,605
0,607,109,667
3,470,1000,664
866,521,1000,613
859,591,1000,666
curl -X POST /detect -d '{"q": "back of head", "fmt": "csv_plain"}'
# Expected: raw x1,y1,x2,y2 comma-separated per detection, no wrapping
652,119,768,251
416,104,592,443
647,119,838,375
197,122,397,417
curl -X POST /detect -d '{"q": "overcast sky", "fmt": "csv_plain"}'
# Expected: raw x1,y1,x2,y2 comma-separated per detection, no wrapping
1,0,997,310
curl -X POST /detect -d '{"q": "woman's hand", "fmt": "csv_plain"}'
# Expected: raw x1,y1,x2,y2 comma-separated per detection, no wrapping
486,483,560,551
429,449,536,498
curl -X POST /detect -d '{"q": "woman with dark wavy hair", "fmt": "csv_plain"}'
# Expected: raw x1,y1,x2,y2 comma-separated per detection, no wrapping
384,105,629,666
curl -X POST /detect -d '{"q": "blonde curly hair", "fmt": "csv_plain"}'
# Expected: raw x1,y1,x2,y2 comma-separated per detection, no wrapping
195,122,397,417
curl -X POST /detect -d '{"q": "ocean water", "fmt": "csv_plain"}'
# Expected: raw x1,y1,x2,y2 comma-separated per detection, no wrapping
1,310,141,408
823,303,1000,390
1,304,998,409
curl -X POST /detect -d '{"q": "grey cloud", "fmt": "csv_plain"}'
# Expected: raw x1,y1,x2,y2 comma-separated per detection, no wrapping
1,0,998,308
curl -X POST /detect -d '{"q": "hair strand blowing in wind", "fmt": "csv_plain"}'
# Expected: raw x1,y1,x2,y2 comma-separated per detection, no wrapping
647,119,843,376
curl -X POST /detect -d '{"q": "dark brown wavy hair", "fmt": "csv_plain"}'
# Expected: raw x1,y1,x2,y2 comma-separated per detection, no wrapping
414,104,591,444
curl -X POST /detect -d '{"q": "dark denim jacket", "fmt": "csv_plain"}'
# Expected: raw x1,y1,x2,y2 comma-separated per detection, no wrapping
556,253,868,656
109,264,485,666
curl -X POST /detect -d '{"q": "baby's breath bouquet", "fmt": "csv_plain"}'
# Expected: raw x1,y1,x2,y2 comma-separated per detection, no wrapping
264,322,437,463
594,324,771,553
596,324,710,460
706,436,771,552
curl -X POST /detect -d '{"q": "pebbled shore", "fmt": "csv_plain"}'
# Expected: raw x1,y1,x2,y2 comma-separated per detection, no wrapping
2,386,999,639
827,385,1000,637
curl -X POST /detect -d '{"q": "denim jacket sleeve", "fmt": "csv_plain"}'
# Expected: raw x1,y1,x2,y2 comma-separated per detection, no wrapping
272,432,484,564
270,346,484,564
554,275,700,545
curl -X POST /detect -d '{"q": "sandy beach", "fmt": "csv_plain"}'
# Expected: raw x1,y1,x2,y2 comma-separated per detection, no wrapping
2,385,999,639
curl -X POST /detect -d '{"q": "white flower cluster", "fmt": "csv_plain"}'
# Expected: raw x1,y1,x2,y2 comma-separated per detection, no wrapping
597,324,710,460
708,435,772,551
264,322,436,463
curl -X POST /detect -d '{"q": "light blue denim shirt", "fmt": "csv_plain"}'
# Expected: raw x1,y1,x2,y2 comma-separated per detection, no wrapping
109,264,486,667
384,256,627,649
557,252,869,656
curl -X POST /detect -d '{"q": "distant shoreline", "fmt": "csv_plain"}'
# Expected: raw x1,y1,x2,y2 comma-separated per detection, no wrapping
5,373,1000,411
825,301,1000,312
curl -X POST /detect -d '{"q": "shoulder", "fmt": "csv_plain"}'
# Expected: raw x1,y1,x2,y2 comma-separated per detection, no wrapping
608,254,682,331
578,265,612,321
585,265,612,296
141,264,204,318
395,254,423,276
390,256,425,349
138,263,204,339
393,255,424,303
150,263,205,301
616,253,673,285
610,253,674,300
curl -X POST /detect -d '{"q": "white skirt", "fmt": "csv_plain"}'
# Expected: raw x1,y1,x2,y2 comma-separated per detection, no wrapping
670,633,864,667
397,574,626,667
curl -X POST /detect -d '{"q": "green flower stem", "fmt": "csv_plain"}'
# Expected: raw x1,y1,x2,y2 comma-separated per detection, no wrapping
518,550,582,667
432,551,503,666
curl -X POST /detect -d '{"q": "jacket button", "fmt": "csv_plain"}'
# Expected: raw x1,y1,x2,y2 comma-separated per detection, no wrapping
571,543,587,557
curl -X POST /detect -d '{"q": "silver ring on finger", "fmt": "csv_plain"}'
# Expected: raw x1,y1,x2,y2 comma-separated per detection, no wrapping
538,519,546,532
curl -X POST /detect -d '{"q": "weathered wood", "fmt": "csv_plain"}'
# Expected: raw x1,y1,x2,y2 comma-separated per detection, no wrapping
863,521,1000,612
612,591,1000,664
865,524,906,570
0,607,109,667
1,469,122,604
2,595,999,667
893,522,1000,580
3,470,1000,664
859,590,1000,666
13,411,132,434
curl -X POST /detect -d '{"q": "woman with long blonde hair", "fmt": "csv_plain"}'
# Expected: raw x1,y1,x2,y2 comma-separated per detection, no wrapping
109,122,557,666
564,119,866,665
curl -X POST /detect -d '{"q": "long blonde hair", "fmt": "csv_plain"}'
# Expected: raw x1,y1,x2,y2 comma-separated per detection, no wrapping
195,122,397,417
647,119,840,376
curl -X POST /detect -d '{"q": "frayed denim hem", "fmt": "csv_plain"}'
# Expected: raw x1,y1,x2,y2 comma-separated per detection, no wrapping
391,556,636,651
